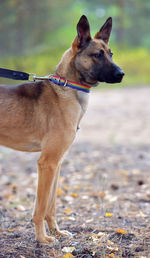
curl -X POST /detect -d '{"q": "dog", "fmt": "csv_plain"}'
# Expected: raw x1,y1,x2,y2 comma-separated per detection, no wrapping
0,15,124,243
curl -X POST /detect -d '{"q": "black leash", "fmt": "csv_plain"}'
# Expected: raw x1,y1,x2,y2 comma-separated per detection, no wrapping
0,68,30,80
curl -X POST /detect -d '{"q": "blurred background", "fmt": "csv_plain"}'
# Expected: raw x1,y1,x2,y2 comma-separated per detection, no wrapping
0,0,150,86
1,1,150,256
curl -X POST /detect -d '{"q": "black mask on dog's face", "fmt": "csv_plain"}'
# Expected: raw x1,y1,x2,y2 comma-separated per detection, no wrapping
73,15,124,86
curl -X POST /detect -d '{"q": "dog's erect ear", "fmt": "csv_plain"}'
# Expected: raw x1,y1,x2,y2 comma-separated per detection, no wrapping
77,15,91,48
94,17,112,44
72,15,91,54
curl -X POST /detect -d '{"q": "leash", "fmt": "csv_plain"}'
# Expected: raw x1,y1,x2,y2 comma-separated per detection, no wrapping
0,68,29,81
0,68,91,93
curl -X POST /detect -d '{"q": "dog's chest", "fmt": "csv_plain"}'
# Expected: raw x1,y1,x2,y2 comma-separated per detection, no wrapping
77,91,89,115
76,91,90,125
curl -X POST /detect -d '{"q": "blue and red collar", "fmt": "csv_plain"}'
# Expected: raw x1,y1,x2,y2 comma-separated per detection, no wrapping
33,74,91,93
48,75,91,93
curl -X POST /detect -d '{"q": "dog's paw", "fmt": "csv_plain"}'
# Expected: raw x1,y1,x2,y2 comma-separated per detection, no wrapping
45,235,56,243
56,229,73,238
37,235,57,244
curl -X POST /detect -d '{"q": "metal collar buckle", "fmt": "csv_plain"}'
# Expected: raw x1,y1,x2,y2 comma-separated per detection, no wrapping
63,79,68,87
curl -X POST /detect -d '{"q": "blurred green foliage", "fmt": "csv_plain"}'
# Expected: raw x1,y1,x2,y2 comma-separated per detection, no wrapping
0,0,150,86
114,48,150,86
1,46,150,87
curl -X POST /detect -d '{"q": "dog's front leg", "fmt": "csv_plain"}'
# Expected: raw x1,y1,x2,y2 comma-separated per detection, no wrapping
33,152,60,244
33,131,75,243
45,165,72,237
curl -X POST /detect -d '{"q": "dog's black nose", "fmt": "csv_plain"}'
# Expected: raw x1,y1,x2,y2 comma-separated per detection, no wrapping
115,69,125,80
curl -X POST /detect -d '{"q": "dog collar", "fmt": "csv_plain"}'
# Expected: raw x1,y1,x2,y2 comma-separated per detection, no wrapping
32,74,91,93
48,75,91,93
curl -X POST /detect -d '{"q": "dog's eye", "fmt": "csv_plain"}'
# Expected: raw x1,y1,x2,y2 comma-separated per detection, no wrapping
93,53,100,58
92,50,104,59
110,52,113,57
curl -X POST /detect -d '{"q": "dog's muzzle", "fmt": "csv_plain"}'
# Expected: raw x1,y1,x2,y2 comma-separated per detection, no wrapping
106,63,125,83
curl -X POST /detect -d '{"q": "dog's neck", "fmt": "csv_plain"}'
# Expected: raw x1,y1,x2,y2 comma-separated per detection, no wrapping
55,48,90,116
55,48,84,85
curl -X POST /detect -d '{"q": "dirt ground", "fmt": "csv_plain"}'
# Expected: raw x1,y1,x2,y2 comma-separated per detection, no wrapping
0,87,150,257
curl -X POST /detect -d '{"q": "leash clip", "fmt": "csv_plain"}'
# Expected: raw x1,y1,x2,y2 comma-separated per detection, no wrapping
29,73,36,81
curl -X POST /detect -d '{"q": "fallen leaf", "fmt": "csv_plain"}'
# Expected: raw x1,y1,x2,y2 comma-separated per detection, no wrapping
71,193,78,198
98,192,105,198
8,229,14,232
107,246,119,252
63,186,70,192
63,253,75,258
139,210,146,218
64,208,71,215
105,194,118,202
122,170,128,176
90,232,106,242
97,232,105,238
4,193,13,199
116,229,127,234
64,196,74,202
57,188,63,196
64,216,75,221
115,169,128,176
62,247,75,253
81,195,88,199
106,254,115,257
105,213,113,217
109,196,118,202
90,235,99,242
86,218,93,223
16,205,26,211
10,183,17,190
107,240,115,245
74,185,80,190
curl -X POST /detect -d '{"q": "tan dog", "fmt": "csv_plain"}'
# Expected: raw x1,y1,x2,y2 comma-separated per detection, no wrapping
0,15,124,243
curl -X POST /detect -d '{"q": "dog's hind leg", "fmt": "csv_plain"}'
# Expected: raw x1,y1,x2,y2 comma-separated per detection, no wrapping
45,165,72,237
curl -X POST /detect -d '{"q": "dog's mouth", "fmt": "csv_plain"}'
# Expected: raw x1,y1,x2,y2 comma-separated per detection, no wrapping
105,72,125,84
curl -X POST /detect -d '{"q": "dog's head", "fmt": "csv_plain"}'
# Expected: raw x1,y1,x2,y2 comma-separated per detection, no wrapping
72,15,124,86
